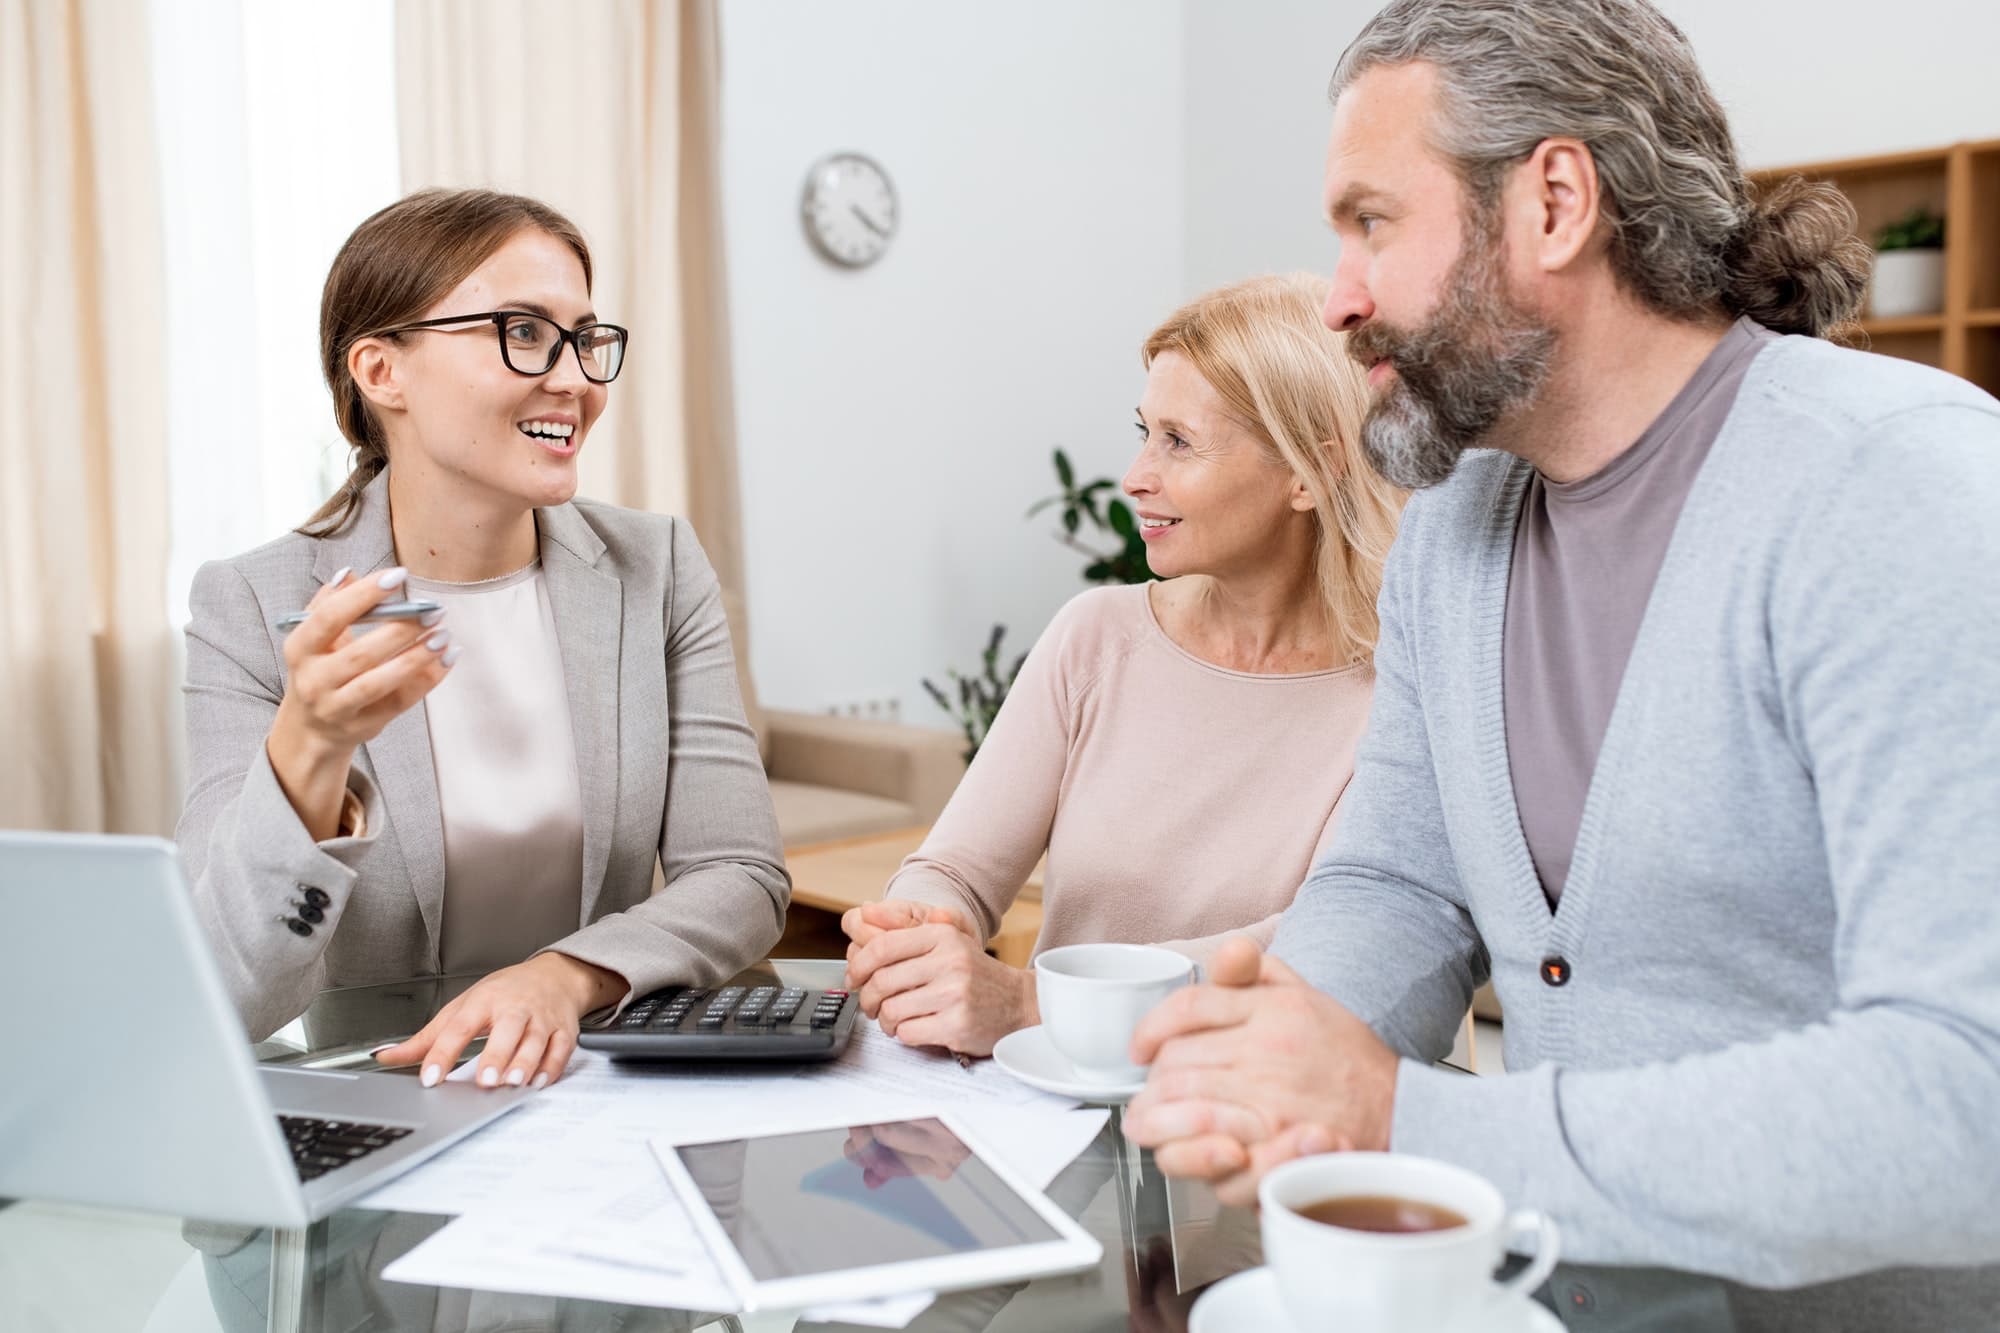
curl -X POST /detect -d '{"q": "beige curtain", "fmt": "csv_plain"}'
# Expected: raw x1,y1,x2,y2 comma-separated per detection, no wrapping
0,0,179,834
395,0,747,602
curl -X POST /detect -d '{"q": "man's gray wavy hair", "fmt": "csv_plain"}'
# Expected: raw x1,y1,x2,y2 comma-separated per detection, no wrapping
1332,0,1868,336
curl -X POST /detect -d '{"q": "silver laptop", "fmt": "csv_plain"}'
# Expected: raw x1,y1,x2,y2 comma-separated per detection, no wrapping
0,832,526,1228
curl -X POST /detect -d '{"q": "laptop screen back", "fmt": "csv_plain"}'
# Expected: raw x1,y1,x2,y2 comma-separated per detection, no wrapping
0,833,308,1227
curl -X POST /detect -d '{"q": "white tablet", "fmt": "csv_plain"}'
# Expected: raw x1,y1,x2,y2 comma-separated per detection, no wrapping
650,1112,1103,1311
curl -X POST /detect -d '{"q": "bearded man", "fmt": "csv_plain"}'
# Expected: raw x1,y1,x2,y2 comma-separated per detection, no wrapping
1124,0,2000,1316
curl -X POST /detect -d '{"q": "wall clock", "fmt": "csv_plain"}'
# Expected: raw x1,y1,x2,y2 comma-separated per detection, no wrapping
801,152,898,268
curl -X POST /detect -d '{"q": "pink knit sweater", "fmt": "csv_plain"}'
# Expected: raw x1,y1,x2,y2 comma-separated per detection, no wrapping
887,585,1374,964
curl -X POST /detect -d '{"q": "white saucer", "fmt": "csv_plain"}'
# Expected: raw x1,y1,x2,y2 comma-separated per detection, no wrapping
990,1025,1146,1104
1190,1266,1565,1333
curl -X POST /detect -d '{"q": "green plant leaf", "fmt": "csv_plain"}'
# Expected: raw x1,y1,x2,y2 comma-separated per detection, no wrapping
1107,499,1138,539
921,678,951,713
1054,448,1074,488
1874,205,1945,252
924,624,1020,764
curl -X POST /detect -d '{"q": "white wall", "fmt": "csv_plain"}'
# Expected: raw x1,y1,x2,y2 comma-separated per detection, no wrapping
720,0,1186,723
1180,0,2000,293
1663,0,2000,168
1182,0,1360,294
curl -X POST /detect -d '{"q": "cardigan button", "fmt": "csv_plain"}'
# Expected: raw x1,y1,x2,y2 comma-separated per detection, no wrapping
1540,955,1571,987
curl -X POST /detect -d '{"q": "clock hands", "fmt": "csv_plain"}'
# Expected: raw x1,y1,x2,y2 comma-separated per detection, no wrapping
848,204,891,238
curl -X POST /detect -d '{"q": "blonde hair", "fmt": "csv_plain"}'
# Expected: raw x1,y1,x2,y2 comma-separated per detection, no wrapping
1141,274,1406,668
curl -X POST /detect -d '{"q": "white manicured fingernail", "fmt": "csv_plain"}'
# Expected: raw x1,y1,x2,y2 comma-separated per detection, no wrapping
478,1067,499,1087
420,609,445,627
330,566,352,588
426,631,450,651
441,646,463,667
368,1041,398,1056
377,566,408,590
421,1064,441,1087
532,1073,549,1090
506,1069,526,1086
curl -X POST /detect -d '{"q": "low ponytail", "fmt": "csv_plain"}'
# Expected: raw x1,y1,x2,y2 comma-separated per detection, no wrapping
1722,175,1873,338
300,451,389,539
297,353,393,538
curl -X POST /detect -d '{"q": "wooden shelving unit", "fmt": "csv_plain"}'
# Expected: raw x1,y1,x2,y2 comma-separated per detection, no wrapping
1751,138,2000,396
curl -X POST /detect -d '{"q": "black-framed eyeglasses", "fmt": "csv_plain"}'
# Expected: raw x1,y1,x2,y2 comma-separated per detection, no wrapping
373,310,629,383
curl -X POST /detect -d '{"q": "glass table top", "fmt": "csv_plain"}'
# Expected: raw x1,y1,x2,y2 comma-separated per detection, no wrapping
4,962,1992,1333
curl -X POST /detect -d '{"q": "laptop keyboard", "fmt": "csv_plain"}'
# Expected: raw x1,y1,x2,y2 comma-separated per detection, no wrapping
278,1115,413,1182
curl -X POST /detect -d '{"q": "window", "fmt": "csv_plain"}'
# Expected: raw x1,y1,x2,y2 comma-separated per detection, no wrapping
151,0,400,624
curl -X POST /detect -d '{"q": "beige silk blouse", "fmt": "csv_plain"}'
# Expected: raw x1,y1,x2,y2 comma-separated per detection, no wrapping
407,562,586,973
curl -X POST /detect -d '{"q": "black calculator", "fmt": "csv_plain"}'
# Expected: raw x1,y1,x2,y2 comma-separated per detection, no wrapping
578,981,860,1061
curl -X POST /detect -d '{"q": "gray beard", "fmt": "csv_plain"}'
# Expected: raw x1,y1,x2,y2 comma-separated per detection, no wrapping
1353,240,1557,490
1360,385,1473,490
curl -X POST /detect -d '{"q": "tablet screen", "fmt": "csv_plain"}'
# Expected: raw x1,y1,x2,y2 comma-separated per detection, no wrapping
673,1117,1064,1281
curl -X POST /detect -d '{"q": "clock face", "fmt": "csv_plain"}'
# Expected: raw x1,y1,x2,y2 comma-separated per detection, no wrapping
802,152,898,268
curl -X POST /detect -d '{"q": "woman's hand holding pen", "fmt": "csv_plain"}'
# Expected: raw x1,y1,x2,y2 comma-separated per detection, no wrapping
374,952,625,1090
267,567,454,840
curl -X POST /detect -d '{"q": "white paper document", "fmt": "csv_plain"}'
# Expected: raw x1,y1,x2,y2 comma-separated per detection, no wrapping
363,1020,1072,1217
380,1019,1110,1326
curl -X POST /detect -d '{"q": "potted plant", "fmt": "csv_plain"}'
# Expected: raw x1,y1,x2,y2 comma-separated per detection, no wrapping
1870,207,1945,319
1025,447,1160,586
922,624,1026,765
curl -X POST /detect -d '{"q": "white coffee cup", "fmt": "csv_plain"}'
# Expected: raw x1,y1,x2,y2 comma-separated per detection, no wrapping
1259,1152,1560,1333
1032,943,1194,1084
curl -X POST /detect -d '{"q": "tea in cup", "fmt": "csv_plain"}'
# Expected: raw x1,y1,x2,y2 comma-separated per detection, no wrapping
1259,1152,1560,1332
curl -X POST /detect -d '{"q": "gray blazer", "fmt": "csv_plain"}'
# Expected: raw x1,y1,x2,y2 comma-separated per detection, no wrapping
178,471,789,1040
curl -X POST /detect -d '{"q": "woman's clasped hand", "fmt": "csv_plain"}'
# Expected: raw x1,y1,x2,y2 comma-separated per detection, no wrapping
843,901,1039,1058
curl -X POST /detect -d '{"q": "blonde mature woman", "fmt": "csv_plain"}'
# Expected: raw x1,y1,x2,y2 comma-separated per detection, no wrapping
843,274,1405,1056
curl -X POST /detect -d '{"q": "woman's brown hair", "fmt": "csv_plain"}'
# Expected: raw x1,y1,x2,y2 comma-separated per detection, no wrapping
301,188,594,537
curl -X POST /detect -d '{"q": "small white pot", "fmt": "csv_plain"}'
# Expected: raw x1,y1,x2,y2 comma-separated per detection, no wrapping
1871,248,1945,319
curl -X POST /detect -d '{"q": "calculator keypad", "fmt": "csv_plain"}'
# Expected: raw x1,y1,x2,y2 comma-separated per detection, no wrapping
611,984,855,1040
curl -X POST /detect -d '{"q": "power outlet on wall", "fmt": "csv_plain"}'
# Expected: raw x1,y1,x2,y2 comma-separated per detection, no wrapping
825,695,903,722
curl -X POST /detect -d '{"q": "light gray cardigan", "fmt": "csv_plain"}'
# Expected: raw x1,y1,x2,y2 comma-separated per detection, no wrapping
178,472,789,1040
1273,334,2000,1298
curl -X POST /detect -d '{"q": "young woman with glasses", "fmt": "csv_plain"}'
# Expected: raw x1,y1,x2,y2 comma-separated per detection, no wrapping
177,188,787,1090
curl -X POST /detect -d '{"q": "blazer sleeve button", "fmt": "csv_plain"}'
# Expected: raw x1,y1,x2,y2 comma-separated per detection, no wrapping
285,917,314,938
302,887,331,909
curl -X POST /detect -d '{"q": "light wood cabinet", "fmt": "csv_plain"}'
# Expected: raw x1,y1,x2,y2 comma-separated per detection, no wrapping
1751,138,2000,395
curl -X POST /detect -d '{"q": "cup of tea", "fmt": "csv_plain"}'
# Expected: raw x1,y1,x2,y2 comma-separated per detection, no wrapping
1033,943,1194,1084
1258,1152,1560,1332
